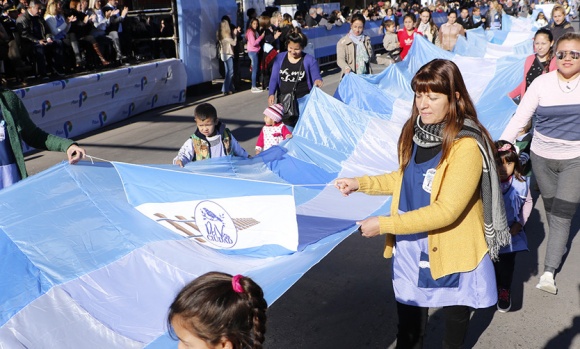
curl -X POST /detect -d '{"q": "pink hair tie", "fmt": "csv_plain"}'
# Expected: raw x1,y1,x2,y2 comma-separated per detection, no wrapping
232,274,244,293
498,144,513,153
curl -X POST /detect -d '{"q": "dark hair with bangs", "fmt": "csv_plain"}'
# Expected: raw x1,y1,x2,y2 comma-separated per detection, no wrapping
495,140,525,182
167,272,267,349
397,59,495,170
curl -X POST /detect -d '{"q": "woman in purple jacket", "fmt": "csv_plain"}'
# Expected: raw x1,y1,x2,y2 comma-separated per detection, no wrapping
268,27,323,128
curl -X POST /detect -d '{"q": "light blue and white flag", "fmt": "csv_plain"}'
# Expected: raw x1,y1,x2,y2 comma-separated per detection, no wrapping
0,20,533,349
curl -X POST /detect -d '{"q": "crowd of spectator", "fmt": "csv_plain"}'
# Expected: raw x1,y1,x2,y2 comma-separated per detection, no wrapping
289,0,578,32
220,0,577,97
206,0,580,139
0,0,177,87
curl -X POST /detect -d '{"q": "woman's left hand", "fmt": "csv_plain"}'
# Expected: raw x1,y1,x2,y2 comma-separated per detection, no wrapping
66,144,86,164
314,79,323,88
356,216,381,238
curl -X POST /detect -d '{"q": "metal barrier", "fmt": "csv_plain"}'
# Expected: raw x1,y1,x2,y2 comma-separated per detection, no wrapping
302,20,385,67
125,3,179,59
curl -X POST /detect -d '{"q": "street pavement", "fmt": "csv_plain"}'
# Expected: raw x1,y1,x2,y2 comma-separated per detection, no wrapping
24,46,580,348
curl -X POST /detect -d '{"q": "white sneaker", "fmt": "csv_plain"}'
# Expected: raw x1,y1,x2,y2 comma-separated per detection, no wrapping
536,273,557,295
251,87,263,93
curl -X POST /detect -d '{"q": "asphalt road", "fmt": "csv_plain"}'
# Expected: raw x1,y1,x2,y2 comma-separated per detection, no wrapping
24,49,580,348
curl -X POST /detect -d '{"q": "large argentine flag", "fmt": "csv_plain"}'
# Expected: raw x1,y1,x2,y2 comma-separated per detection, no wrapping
1,19,531,348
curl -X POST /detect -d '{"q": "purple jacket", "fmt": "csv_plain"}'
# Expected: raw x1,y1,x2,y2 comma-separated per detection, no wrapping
268,52,322,96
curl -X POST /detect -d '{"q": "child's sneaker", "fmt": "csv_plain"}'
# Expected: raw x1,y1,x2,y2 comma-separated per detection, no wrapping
536,272,557,295
497,288,511,313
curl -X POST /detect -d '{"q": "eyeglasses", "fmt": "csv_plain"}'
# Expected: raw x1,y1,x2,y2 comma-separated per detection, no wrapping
555,50,580,60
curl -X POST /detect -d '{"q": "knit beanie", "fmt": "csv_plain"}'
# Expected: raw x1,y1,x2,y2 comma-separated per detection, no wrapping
264,103,284,123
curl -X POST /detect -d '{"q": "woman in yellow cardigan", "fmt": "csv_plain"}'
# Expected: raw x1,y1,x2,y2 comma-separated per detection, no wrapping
335,59,509,349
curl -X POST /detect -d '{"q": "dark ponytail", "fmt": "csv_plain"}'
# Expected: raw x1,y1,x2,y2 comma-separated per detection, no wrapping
286,27,308,48
240,276,267,349
168,272,268,349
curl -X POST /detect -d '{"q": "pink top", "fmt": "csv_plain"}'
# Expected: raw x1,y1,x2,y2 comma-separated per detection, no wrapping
255,123,292,152
246,29,263,53
501,70,580,160
508,54,557,99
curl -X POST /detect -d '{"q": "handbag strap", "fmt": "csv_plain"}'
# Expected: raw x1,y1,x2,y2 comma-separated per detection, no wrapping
292,58,304,93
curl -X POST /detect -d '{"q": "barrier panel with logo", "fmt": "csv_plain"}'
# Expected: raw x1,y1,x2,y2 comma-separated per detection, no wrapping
14,59,187,152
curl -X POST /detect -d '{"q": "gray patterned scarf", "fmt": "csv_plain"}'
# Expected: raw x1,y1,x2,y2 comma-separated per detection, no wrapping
412,116,510,261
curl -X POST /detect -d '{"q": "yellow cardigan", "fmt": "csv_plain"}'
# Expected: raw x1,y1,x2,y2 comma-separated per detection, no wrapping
356,137,489,279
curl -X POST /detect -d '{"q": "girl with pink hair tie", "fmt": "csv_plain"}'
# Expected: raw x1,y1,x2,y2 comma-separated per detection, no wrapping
168,272,267,349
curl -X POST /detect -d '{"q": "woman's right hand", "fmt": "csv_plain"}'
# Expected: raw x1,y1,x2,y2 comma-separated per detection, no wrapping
268,95,275,106
335,177,359,196
344,67,351,74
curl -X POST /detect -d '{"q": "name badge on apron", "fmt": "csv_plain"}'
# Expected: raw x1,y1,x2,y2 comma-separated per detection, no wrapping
422,168,436,193
0,120,5,142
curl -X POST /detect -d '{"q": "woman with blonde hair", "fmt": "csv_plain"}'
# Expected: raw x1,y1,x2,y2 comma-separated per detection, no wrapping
44,0,78,70
485,0,502,30
278,13,293,52
217,19,239,95
549,5,575,44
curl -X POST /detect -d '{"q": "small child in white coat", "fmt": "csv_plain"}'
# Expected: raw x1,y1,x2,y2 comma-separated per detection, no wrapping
255,103,292,155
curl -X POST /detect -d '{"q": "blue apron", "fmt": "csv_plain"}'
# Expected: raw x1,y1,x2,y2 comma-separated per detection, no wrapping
392,145,496,308
0,112,22,190
499,176,530,253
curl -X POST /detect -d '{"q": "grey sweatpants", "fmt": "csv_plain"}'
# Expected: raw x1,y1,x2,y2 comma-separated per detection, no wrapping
531,152,580,272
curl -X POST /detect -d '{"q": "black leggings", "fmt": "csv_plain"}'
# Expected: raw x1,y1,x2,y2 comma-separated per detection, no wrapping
396,302,472,349
494,252,516,289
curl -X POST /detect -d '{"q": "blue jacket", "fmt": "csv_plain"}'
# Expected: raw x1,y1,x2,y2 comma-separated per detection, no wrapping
268,52,322,97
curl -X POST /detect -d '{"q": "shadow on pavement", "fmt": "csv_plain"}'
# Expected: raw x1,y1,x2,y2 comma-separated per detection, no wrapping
542,284,580,348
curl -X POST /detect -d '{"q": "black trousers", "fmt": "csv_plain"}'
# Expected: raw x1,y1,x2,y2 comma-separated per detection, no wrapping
396,302,472,349
493,252,517,289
